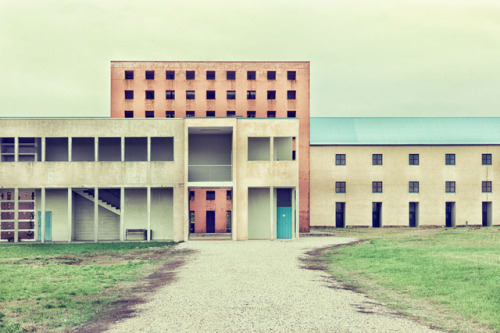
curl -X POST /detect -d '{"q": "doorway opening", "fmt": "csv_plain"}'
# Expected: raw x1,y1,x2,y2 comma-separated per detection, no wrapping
188,188,232,240
445,202,455,227
372,202,382,228
409,202,419,227
482,202,492,227
335,202,345,228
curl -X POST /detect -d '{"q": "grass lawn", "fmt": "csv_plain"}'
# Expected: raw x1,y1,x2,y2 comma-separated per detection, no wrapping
324,227,500,332
0,241,176,332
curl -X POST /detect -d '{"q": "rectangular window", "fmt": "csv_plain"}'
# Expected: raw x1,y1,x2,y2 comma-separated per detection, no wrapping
124,110,134,118
372,181,383,193
206,90,216,100
98,137,120,161
166,70,175,80
247,91,256,100
125,90,134,99
273,137,293,161
206,111,215,117
227,90,236,100
145,90,155,100
186,70,195,80
165,111,175,118
226,71,236,80
145,111,155,118
165,90,175,100
445,181,456,193
125,70,134,80
336,181,346,193
189,191,195,200
336,154,346,165
409,181,419,193
186,90,195,100
409,154,419,165
267,71,276,80
145,71,154,80
227,111,235,117
186,111,195,117
287,111,296,118
287,90,296,99
267,90,276,100
189,211,195,233
247,71,256,80
151,137,174,161
267,111,276,118
248,137,270,161
206,71,216,80
445,154,455,165
482,154,492,165
226,190,232,200
247,111,256,118
482,181,492,193
372,154,383,165
287,71,296,80
206,191,215,200
125,137,147,161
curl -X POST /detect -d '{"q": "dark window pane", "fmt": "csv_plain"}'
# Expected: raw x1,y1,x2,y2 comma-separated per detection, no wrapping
287,90,296,99
124,110,134,118
206,91,216,99
287,71,296,80
145,90,155,99
125,71,134,79
145,71,154,80
267,71,276,80
145,111,154,118
125,90,134,99
267,91,276,100
247,71,256,80
186,70,195,80
166,71,175,80
206,71,216,80
226,71,236,80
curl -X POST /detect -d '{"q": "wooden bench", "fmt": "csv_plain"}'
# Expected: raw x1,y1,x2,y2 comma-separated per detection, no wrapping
125,229,152,240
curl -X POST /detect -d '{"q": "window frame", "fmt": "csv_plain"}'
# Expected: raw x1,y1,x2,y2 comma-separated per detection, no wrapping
445,181,456,193
287,71,296,80
145,90,155,100
186,70,195,80
145,70,155,80
247,71,256,80
247,111,256,118
124,110,134,118
409,181,419,193
287,90,296,100
267,111,276,118
165,90,175,100
226,90,236,100
206,70,216,80
186,90,195,100
125,71,134,80
372,181,383,193
206,191,215,200
335,154,346,166
226,71,236,80
165,111,175,118
145,111,155,118
267,71,276,80
482,154,492,165
166,70,175,80
267,90,276,100
445,154,455,165
206,90,216,100
409,154,419,165
125,90,134,100
372,154,383,166
247,90,256,100
482,181,492,193
186,111,195,118
335,181,346,194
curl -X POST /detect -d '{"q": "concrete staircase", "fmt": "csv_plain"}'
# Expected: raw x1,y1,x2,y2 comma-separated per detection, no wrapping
73,189,121,216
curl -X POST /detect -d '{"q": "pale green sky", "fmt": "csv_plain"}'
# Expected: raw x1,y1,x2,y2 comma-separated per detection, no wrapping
0,0,499,117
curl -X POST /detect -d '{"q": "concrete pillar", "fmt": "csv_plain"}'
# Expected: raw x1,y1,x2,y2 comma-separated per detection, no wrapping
269,187,274,240
120,187,125,241
14,137,18,162
67,187,72,243
14,188,18,242
147,137,151,162
121,136,125,162
147,186,151,241
68,137,72,162
41,138,46,162
41,188,46,243
94,137,98,162
94,187,98,242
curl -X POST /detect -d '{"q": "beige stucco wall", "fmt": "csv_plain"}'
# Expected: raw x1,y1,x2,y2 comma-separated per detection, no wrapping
311,145,499,227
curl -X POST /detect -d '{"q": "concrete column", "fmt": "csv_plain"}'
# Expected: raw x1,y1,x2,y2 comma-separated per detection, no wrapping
14,188,18,242
147,186,151,241
67,188,72,243
41,138,46,162
270,137,274,161
41,188,46,243
94,187,98,242
121,136,125,162
120,187,125,241
147,137,151,162
94,137,98,161
231,184,236,241
14,137,18,162
269,187,274,240
68,137,72,162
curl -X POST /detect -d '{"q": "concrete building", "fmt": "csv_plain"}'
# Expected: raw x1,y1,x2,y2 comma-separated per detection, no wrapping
310,118,500,228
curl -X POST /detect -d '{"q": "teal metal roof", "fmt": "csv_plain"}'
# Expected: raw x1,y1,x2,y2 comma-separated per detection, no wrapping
310,117,500,145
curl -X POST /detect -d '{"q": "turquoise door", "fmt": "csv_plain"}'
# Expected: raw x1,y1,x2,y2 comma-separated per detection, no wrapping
277,189,292,239
37,211,52,241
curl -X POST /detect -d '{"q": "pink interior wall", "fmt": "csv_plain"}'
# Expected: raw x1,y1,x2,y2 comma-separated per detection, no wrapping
189,189,232,233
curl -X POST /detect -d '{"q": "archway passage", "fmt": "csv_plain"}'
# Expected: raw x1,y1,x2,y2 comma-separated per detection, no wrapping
188,188,232,240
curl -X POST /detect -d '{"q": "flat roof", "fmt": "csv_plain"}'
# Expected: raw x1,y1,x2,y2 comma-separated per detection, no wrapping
310,117,500,145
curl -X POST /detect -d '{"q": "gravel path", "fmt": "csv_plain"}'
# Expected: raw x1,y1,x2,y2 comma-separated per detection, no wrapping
106,237,437,332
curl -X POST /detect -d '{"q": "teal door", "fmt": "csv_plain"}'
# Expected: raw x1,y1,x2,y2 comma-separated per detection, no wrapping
37,211,52,241
277,189,292,239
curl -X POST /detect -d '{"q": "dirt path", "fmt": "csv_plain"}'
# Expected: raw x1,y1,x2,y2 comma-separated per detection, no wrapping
105,238,438,332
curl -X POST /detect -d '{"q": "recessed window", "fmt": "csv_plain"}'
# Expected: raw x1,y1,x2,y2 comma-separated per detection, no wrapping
267,91,276,100
247,111,256,118
372,181,383,193
445,181,456,193
287,90,296,100
124,110,134,118
409,154,419,165
165,90,175,100
247,91,256,100
186,90,195,100
248,137,270,161
206,191,215,200
165,111,175,118
482,154,492,165
247,71,256,80
445,154,455,165
125,71,134,80
145,90,155,100
336,154,346,165
186,70,195,80
227,91,236,100
206,90,216,100
226,190,232,200
145,71,154,80
267,111,276,118
227,111,235,117
287,111,296,118
206,71,215,80
336,181,346,193
125,90,134,99
145,111,154,118
287,71,296,80
409,181,419,193
372,154,383,165
166,70,175,80
189,191,195,200
206,111,215,117
226,71,236,80
482,181,492,193
186,111,195,117
267,71,276,80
